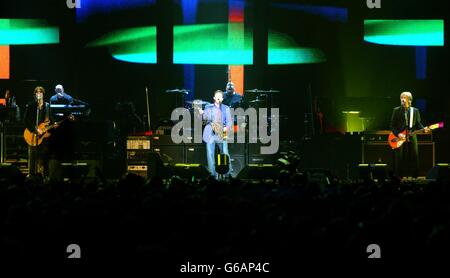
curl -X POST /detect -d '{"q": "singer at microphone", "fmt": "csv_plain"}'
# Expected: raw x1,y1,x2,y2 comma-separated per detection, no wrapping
201,90,233,178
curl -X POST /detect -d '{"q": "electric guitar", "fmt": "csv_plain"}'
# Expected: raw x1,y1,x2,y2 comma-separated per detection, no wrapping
388,122,444,149
24,114,75,146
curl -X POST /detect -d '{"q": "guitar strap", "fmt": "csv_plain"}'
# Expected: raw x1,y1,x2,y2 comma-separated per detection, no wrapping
404,107,414,130
404,109,408,128
45,103,50,122
35,104,40,132
409,107,413,129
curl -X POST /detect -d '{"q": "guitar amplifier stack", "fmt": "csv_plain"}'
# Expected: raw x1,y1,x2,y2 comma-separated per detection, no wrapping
123,132,282,178
148,134,276,178
361,130,435,176
1,122,29,174
126,136,151,178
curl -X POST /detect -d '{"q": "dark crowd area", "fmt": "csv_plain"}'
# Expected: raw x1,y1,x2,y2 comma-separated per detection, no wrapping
1,169,450,272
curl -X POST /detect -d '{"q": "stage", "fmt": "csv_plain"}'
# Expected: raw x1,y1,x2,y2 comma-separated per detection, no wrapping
1,0,450,268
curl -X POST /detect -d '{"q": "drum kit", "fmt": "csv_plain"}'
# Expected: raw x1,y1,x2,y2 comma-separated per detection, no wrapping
244,88,279,109
165,87,282,134
165,87,280,111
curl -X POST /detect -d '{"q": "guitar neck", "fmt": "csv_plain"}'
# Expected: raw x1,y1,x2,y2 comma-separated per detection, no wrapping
410,128,425,136
43,119,64,132
410,122,443,136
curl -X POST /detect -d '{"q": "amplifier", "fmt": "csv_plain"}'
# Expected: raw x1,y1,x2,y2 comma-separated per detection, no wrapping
248,155,275,164
127,165,148,178
127,136,151,150
3,123,26,135
3,135,28,161
362,131,389,142
127,150,150,164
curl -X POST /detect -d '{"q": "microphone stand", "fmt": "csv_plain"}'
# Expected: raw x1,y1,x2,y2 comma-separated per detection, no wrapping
145,86,151,132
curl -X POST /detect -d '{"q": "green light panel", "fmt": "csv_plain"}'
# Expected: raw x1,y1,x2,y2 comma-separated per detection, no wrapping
268,30,326,64
364,20,444,46
87,26,157,63
88,23,326,65
174,23,253,65
0,19,59,45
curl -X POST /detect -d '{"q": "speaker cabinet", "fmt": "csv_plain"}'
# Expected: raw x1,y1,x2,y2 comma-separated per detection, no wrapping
362,143,393,165
2,123,28,164
230,155,246,177
362,142,435,176
418,142,435,177
153,145,184,164
248,141,275,165
127,150,150,165
248,142,275,156
228,142,246,155
185,144,207,165
152,135,177,145
3,135,28,161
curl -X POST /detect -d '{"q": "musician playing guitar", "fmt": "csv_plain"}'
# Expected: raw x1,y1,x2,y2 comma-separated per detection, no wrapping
23,86,55,177
390,91,430,179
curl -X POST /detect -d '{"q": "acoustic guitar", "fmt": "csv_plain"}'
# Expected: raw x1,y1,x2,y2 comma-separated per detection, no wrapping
23,115,75,146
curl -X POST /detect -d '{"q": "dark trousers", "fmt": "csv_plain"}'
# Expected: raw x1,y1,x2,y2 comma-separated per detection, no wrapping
393,140,419,178
28,144,49,177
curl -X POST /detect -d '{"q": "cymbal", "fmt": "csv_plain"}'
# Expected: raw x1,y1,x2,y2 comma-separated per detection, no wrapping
245,88,280,93
185,100,210,105
249,99,265,103
166,89,190,94
245,89,264,93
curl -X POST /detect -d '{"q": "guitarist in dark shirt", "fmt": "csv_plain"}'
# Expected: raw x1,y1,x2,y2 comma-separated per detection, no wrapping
23,86,53,177
390,91,429,178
